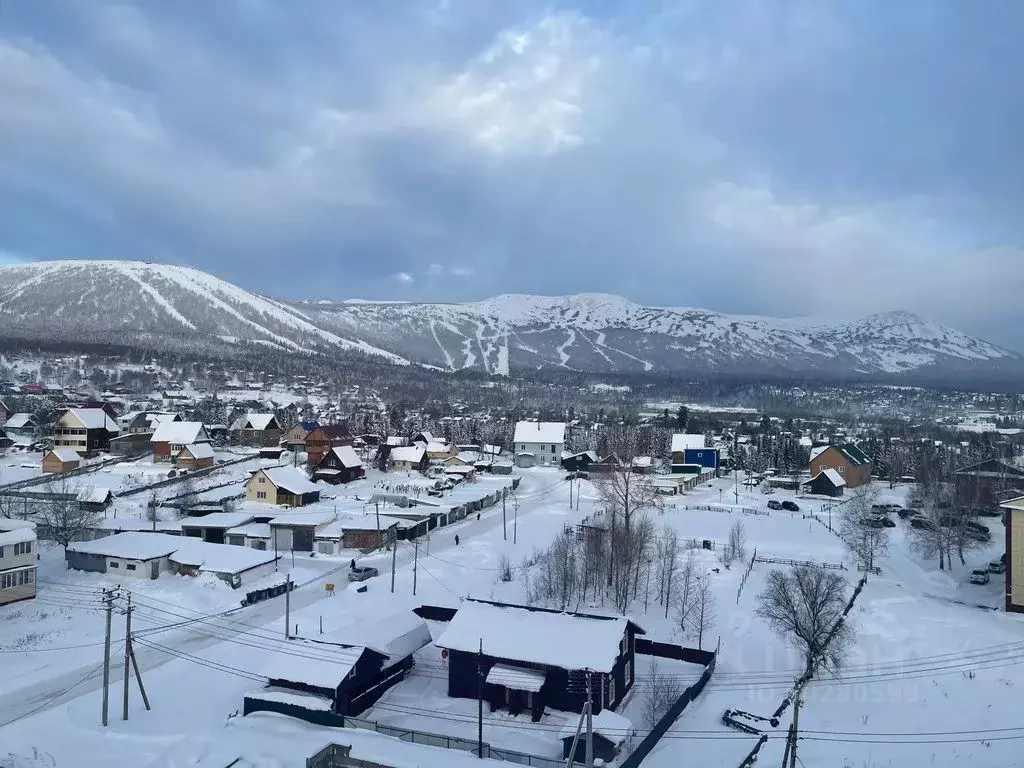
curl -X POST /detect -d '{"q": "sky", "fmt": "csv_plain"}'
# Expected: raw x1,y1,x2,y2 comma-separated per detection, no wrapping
1,1,1023,350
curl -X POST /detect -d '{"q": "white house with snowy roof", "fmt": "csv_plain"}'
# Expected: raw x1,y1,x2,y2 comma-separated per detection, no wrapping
513,421,566,468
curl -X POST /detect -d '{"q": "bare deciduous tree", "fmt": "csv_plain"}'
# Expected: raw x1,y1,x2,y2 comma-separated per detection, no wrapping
642,660,684,727
725,520,748,566
655,525,680,618
675,552,698,632
756,567,852,675
838,486,889,572
38,476,97,551
693,576,716,650
177,473,199,518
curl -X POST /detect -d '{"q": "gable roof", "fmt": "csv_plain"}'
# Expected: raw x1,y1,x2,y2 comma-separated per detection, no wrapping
68,532,181,560
256,466,321,496
262,639,368,688
513,421,566,445
955,459,1024,478
326,445,362,469
178,442,215,460
670,434,706,453
836,443,871,466
230,413,279,431
47,447,82,463
4,413,36,429
62,407,119,432
390,445,425,463
314,424,351,441
319,611,431,662
435,599,641,674
809,445,829,462
151,421,209,445
806,468,847,488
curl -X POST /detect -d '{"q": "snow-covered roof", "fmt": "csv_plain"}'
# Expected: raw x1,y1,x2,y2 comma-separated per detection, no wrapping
329,445,362,469
670,434,706,453
558,708,633,746
245,687,333,712
4,413,35,429
169,540,277,574
151,421,208,445
631,456,653,467
486,664,546,692
513,421,566,445
435,600,635,674
63,408,119,432
47,447,81,463
819,468,846,487
262,639,364,687
270,510,337,527
68,532,181,561
425,441,451,453
76,487,113,504
179,442,215,460
445,465,475,475
0,525,35,546
390,445,425,463
257,467,320,495
809,445,829,462
180,512,255,530
320,611,431,662
230,413,278,431
385,436,409,447
798,436,813,447
226,522,271,539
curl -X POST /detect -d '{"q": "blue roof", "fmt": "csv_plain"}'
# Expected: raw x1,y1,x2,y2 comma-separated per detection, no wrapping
300,421,320,432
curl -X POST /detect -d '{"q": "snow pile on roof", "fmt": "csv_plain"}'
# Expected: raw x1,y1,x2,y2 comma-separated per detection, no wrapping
513,421,566,445
425,441,451,454
68,532,181,560
151,420,208,444
270,510,337,527
558,708,633,745
486,664,547,692
230,413,278,431
47,447,81,462
0,525,35,546
390,445,425,463
436,600,633,674
226,522,272,538
670,434,706,453
76,487,112,504
320,611,431,662
180,442,215,460
818,468,846,487
181,512,255,529
259,467,320,495
4,413,34,429
65,407,120,432
169,539,277,573
262,639,364,687
245,687,333,712
329,445,362,468
809,445,829,462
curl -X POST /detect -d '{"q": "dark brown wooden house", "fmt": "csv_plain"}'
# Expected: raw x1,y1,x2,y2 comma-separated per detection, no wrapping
312,445,365,485
305,424,353,465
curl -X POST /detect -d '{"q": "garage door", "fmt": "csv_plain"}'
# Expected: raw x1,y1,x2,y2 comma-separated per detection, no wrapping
292,527,314,552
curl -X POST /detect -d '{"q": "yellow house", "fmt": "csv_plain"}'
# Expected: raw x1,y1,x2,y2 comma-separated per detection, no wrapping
999,496,1024,614
246,467,321,507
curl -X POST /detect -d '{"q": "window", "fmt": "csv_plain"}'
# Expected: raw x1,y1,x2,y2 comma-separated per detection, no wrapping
257,491,267,500
14,541,31,556
0,546,4,558
258,476,265,483
551,445,555,453
625,658,633,687
608,676,616,705
110,561,120,568
126,563,137,571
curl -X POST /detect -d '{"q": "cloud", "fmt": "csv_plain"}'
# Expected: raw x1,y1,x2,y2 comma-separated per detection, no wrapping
1,1,1022,349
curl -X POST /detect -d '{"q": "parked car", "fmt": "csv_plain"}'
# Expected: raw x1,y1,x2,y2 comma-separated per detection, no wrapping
989,559,1007,574
767,500,783,510
564,471,589,481
977,508,1003,518
862,516,896,528
965,528,992,543
910,518,936,531
348,566,379,582
781,501,800,512
896,508,915,519
969,569,991,585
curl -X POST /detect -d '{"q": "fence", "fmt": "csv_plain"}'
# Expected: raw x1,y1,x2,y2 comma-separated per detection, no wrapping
118,454,256,497
0,452,142,492
634,638,716,666
735,548,757,604
683,504,767,516
617,646,718,768
341,717,576,768
753,555,846,571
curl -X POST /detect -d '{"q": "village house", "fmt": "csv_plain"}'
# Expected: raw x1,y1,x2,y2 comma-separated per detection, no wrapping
424,441,455,461
107,431,154,457
954,460,1024,508
803,468,847,497
42,447,82,474
513,421,566,468
0,399,9,428
120,411,181,435
304,424,354,465
808,443,872,488
312,445,365,485
175,442,216,470
3,413,39,441
388,445,427,473
66,532,181,580
670,434,719,474
434,599,644,720
999,496,1024,614
53,407,120,455
230,413,284,448
151,421,210,462
246,467,322,507
561,450,598,473
181,512,256,544
0,521,37,606
281,421,318,449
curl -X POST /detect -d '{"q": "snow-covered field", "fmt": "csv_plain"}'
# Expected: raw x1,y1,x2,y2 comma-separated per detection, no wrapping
2,469,1022,767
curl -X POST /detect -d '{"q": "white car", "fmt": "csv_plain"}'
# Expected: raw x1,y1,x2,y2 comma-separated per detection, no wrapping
989,559,1007,574
969,569,990,585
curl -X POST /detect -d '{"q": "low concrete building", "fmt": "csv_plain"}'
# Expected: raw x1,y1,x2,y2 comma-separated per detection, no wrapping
169,540,278,588
66,532,181,580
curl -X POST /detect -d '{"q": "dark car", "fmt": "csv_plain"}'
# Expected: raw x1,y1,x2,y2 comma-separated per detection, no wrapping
781,501,800,512
348,566,379,582
977,508,1003,518
862,516,895,528
896,508,915,519
911,517,936,531
767,500,783,510
964,528,992,543
565,471,589,481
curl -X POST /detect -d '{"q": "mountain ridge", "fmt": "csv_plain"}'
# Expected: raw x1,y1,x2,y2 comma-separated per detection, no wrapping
0,260,1018,380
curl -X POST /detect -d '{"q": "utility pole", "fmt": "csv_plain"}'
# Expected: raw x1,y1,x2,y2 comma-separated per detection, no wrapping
477,639,484,759
585,671,594,768
375,501,380,545
284,574,292,639
512,495,519,545
502,493,507,541
128,636,151,712
101,587,117,727
412,540,419,596
391,536,398,594
122,594,133,721
788,687,802,768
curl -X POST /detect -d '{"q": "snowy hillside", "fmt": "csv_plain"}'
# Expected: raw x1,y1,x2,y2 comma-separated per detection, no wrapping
0,260,1018,378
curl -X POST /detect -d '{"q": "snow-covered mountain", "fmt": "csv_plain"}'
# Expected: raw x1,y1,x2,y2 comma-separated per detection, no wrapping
0,261,1018,379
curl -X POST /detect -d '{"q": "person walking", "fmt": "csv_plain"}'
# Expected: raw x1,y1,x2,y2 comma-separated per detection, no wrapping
476,513,481,521
454,534,460,546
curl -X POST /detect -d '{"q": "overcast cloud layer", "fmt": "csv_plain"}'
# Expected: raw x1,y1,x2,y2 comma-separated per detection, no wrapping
1,1,1022,350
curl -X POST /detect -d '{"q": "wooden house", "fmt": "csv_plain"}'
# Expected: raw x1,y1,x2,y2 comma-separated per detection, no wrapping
42,447,81,474
3,413,38,440
281,421,318,448
999,496,1024,614
108,431,154,457
246,467,321,507
229,413,283,448
176,442,215,470
955,460,1024,509
803,468,846,497
435,600,644,721
389,445,427,473
671,434,719,473
151,421,210,462
561,451,598,473
304,425,353,465
53,408,120,455
809,443,872,489
312,446,365,485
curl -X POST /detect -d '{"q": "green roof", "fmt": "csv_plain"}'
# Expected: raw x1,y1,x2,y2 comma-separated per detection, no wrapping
837,443,871,466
